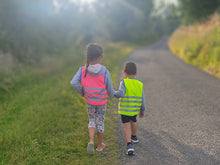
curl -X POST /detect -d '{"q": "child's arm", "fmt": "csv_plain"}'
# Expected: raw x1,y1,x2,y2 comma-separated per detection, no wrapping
114,80,125,98
105,70,115,98
139,89,146,117
70,67,84,96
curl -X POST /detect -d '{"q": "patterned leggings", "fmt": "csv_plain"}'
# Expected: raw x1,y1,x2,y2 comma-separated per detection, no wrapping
87,104,106,133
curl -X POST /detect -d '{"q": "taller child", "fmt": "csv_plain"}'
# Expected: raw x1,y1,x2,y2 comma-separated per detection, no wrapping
70,43,114,154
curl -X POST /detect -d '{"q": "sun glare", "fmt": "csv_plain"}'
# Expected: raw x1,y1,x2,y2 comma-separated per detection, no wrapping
70,0,96,5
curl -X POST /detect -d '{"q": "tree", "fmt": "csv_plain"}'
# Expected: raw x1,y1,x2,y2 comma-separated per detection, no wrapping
178,0,220,24
0,0,180,63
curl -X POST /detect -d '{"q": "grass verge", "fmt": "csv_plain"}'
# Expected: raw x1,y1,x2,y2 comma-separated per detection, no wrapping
0,42,137,165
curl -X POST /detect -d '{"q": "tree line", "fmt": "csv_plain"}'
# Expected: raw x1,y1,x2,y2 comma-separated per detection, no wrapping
0,0,179,63
177,0,220,24
1,0,219,64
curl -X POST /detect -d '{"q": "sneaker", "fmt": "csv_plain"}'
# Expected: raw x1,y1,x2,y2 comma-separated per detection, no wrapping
87,142,95,154
131,135,139,143
126,143,135,156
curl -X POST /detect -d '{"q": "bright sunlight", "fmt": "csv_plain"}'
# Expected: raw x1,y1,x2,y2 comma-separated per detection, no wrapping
70,0,96,5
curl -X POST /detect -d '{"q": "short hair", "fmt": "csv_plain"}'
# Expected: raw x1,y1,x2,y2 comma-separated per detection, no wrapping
124,62,137,75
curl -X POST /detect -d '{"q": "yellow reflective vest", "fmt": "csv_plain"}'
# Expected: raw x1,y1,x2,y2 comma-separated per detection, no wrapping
118,78,143,116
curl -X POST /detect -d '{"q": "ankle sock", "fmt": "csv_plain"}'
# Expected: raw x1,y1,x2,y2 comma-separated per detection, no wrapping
127,142,132,146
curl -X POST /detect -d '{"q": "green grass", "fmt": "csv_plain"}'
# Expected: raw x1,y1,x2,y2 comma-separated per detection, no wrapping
169,15,220,78
0,42,137,165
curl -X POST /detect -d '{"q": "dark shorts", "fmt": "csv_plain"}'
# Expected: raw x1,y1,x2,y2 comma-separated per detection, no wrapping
121,115,137,123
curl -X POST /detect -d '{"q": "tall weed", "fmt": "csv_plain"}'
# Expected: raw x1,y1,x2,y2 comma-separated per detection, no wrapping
169,14,220,78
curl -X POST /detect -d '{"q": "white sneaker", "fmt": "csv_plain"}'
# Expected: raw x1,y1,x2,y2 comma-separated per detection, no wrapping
87,142,95,154
131,135,139,143
126,143,135,156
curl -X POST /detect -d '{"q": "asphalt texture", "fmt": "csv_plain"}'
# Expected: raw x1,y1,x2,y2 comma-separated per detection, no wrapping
118,38,220,165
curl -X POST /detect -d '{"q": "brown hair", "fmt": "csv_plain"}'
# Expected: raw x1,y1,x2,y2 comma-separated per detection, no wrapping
124,62,137,75
85,43,103,77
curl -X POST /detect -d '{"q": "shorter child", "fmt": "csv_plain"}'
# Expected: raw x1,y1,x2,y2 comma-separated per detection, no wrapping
114,62,146,156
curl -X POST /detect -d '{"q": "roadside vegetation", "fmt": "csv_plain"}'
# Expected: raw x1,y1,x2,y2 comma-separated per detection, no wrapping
169,14,220,78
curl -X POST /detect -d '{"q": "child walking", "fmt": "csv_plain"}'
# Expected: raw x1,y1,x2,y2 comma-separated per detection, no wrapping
114,62,146,156
70,43,114,154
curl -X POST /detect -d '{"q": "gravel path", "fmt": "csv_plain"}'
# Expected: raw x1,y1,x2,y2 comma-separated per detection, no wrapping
118,38,220,165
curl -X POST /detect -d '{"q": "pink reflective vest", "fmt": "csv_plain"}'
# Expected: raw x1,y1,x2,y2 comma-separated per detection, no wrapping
81,66,108,105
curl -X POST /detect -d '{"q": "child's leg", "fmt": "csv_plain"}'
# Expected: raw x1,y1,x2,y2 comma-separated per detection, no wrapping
123,122,132,143
88,127,95,143
87,106,96,154
121,115,135,155
130,116,139,143
96,105,106,150
87,104,96,144
130,120,137,136
97,132,105,149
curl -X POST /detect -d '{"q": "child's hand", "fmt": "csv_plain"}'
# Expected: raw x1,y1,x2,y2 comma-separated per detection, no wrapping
139,113,144,118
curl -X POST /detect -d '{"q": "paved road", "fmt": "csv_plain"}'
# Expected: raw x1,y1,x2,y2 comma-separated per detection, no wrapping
118,38,220,165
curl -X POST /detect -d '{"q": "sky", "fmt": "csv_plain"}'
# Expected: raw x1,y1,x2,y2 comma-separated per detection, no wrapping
154,0,178,8
53,0,178,13
53,0,178,7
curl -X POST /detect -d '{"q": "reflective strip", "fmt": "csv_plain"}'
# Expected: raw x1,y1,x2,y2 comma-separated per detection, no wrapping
123,96,142,99
86,97,107,102
85,90,106,95
85,93,108,99
84,87,107,102
118,109,140,112
84,87,106,90
119,105,141,108
119,100,142,103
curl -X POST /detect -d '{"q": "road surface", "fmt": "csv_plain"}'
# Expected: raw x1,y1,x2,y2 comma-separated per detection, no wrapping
118,38,220,165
